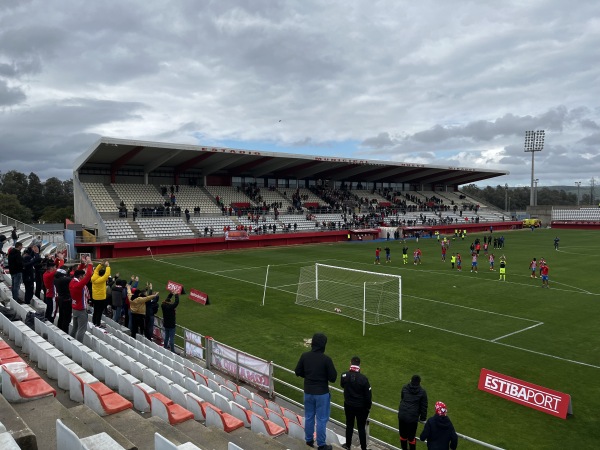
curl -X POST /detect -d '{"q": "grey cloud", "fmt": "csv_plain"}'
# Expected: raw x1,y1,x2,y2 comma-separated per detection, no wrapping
0,80,26,106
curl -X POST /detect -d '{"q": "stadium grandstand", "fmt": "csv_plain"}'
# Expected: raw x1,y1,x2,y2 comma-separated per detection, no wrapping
72,136,517,258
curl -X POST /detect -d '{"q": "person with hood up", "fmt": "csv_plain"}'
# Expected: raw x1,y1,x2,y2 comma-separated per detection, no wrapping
398,375,428,450
419,401,458,450
295,332,338,450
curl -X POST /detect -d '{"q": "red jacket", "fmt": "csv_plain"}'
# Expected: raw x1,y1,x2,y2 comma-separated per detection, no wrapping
43,269,56,299
70,264,93,311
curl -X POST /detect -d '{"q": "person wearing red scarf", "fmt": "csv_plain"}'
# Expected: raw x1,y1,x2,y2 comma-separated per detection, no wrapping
341,356,372,450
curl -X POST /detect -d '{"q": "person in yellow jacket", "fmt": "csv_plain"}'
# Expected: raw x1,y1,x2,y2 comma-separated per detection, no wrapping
127,284,159,339
91,260,111,327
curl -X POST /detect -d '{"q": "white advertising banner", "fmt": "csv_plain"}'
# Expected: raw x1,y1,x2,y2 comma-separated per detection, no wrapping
211,340,271,392
184,329,203,359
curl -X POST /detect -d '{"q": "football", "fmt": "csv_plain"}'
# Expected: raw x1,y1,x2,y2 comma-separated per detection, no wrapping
334,307,342,313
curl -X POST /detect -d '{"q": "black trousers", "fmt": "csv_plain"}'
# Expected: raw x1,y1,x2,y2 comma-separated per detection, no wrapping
57,297,72,333
92,300,106,326
344,404,369,450
131,313,145,339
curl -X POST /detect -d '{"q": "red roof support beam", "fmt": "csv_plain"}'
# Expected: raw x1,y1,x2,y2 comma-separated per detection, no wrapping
174,152,215,185
110,146,144,183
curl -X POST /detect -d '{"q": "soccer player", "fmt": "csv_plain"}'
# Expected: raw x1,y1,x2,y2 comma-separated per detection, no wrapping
489,253,495,271
374,247,381,265
456,253,462,271
385,246,391,263
554,236,560,250
540,262,549,288
499,256,507,281
416,248,422,265
538,257,546,277
470,252,478,273
529,258,537,278
413,249,419,265
441,245,447,262
450,253,456,269
402,245,409,265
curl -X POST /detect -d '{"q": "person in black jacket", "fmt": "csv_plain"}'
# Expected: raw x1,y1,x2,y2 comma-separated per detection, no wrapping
7,242,24,303
295,333,337,450
54,265,75,333
341,356,372,450
161,289,180,352
420,401,458,450
22,245,41,305
398,375,428,450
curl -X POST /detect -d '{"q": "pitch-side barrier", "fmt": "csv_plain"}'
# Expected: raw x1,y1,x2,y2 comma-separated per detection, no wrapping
272,363,505,450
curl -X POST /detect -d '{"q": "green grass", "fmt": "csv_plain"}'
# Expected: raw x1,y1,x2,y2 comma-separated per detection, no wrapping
114,228,600,449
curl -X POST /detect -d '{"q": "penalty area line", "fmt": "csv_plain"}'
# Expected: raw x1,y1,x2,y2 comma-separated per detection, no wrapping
490,322,544,342
404,320,600,369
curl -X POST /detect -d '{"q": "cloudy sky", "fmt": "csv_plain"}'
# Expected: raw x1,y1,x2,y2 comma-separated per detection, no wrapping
1,0,599,188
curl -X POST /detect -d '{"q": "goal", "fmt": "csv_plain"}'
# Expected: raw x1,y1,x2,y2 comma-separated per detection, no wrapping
295,263,401,334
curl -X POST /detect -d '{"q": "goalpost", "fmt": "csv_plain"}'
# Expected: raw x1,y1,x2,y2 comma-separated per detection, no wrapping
295,263,402,335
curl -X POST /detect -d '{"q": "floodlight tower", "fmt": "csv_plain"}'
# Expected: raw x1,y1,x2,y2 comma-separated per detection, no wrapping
524,130,545,206
504,183,509,212
534,179,539,206
575,181,581,206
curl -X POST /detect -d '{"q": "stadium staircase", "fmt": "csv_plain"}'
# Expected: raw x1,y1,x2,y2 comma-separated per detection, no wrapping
125,219,145,240
104,184,125,209
0,275,349,450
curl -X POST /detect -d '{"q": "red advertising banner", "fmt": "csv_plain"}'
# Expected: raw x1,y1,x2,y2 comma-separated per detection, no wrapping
478,368,572,419
189,288,209,305
225,230,249,241
166,280,183,294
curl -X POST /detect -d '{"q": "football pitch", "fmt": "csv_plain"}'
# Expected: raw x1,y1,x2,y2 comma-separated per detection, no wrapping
115,228,600,449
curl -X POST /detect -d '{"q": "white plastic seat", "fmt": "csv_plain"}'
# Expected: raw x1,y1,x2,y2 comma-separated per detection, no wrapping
133,382,155,413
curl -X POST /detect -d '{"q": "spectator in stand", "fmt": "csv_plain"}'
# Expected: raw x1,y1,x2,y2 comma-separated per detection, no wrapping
7,242,24,303
42,260,57,322
161,288,180,352
11,226,18,245
341,356,372,450
22,245,41,305
128,285,159,339
145,283,159,339
295,332,337,450
69,257,94,342
54,264,79,333
91,260,111,327
111,279,127,323
398,375,428,450
419,401,458,450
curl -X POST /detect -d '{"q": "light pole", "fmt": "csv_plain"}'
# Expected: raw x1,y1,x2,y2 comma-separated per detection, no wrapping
575,181,581,206
524,130,545,206
534,179,539,206
504,183,508,212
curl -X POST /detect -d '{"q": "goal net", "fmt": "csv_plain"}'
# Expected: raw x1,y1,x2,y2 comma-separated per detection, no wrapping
295,264,401,330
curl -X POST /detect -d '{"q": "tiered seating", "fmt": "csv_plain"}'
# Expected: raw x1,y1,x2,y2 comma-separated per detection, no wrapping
190,217,237,235
205,186,257,208
82,182,119,212
104,220,137,240
295,188,327,207
352,189,390,204
0,420,20,450
552,208,600,221
56,418,125,449
277,215,317,231
314,213,346,226
137,218,194,238
255,189,292,208
161,185,222,215
112,183,164,210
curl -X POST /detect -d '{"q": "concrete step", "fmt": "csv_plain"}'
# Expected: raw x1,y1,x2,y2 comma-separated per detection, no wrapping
0,394,37,450
69,404,136,450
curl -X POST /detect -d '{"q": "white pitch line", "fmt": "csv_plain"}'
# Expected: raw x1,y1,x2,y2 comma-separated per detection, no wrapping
407,294,539,323
491,322,544,342
404,320,600,369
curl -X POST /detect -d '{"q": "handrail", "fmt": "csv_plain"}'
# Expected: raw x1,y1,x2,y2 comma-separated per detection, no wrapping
272,362,505,450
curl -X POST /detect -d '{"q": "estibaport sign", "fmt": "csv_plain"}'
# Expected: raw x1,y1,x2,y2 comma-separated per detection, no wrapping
478,368,572,419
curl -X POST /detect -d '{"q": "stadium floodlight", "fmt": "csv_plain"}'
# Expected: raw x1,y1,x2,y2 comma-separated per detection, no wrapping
295,263,401,336
524,130,545,206
575,181,581,206
504,183,509,212
534,178,539,206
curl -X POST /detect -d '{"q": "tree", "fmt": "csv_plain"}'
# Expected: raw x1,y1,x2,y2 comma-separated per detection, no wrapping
0,193,33,223
40,206,74,223
0,170,28,197
24,172,44,218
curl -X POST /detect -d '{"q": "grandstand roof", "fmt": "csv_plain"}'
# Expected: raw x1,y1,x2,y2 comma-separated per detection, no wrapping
75,136,508,186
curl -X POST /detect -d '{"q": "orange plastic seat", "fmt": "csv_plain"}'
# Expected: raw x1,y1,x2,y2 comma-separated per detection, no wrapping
4,365,56,400
151,392,194,425
205,403,245,432
88,382,133,414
